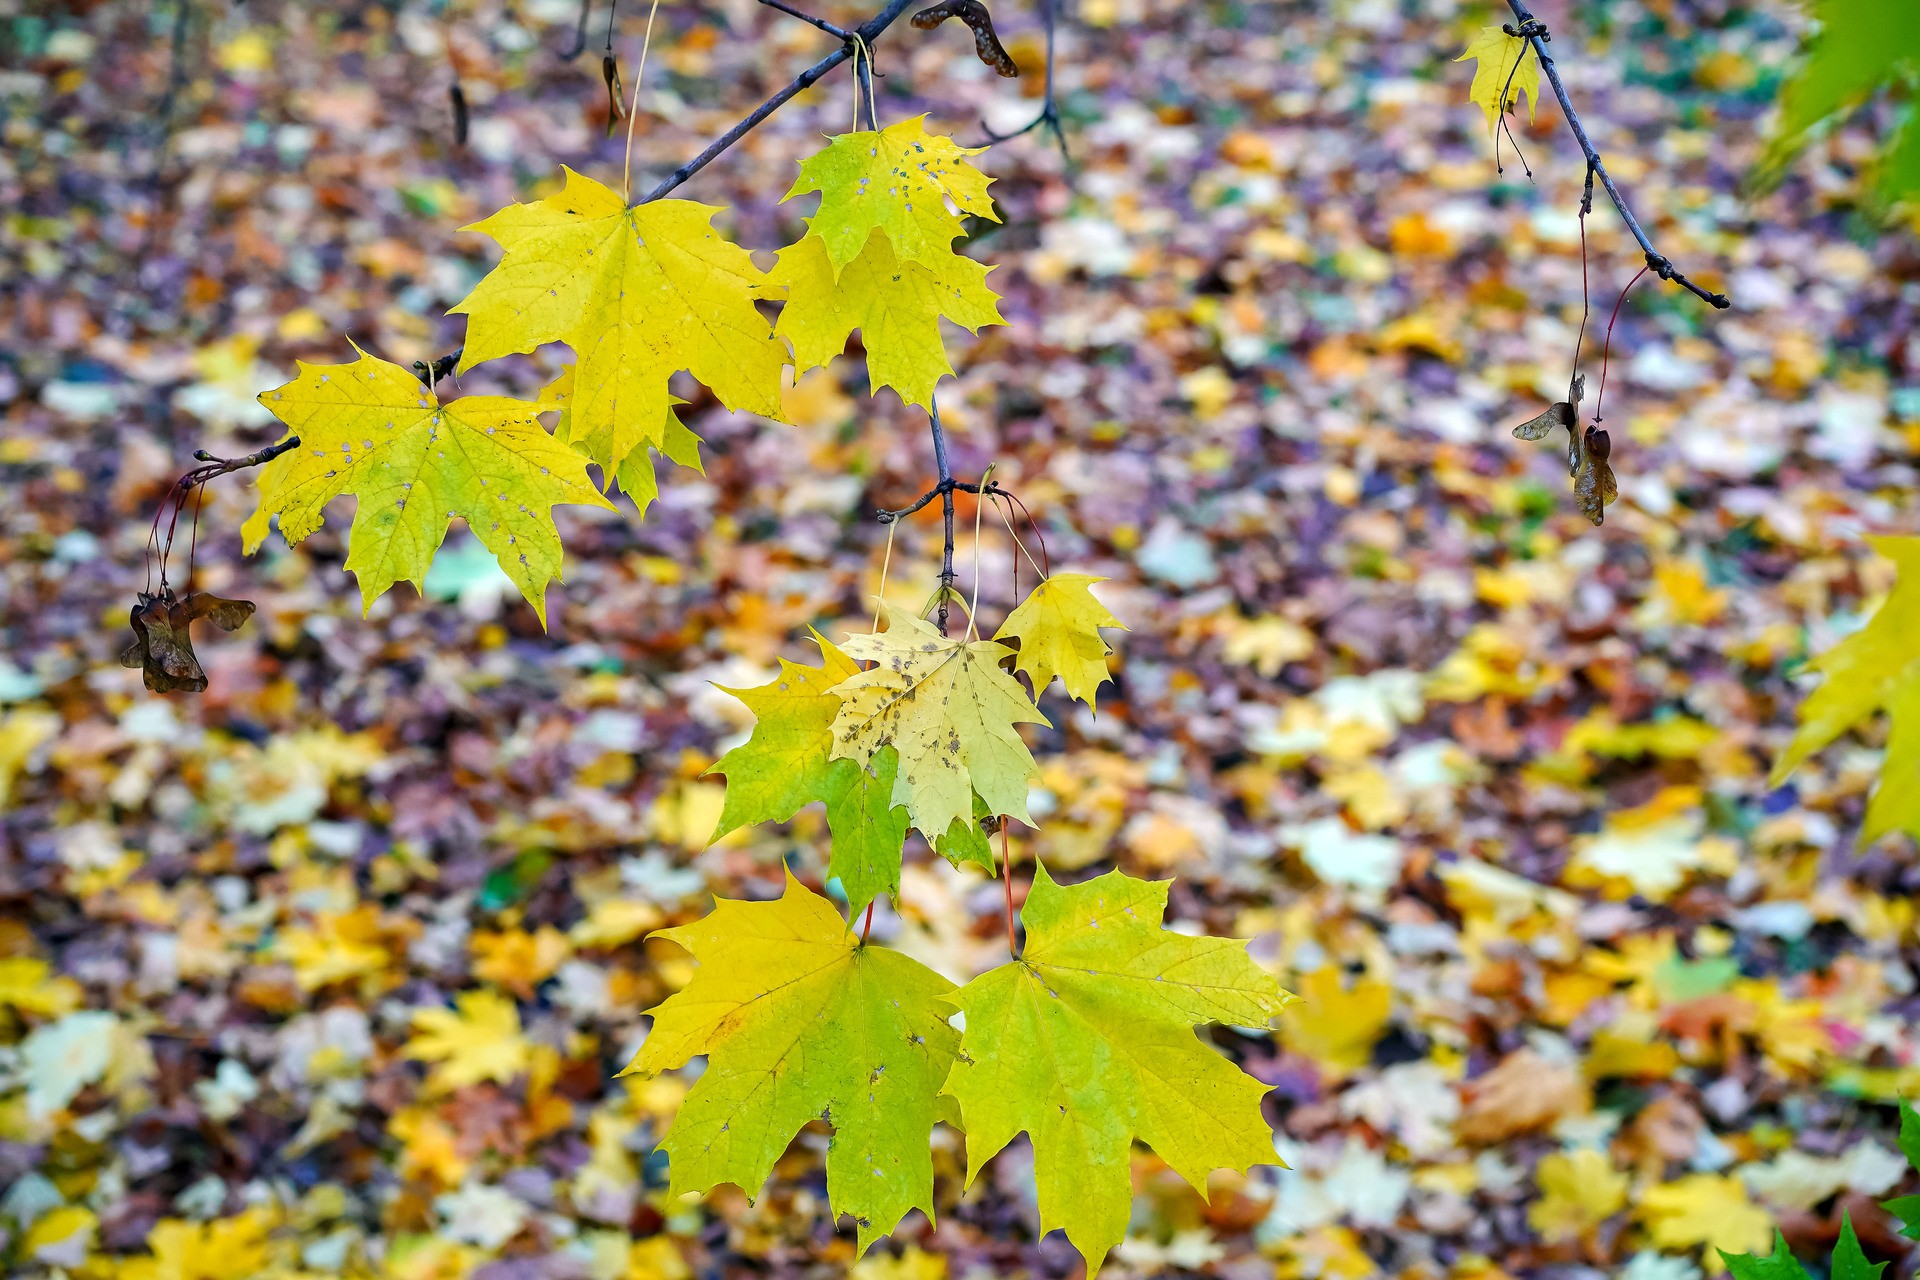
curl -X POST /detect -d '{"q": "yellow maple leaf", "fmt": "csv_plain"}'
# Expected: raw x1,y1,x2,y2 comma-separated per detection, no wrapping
830,606,1049,840
22,1204,95,1265
771,230,1003,410
403,988,532,1091
451,168,786,466
1638,1173,1774,1265
390,1105,470,1186
784,116,999,275
1528,1148,1628,1241
0,956,83,1017
1279,965,1392,1077
1772,535,1920,843
121,1208,276,1280
1456,26,1542,136
994,574,1126,709
0,707,58,809
275,904,393,992
543,363,703,519
471,926,571,996
245,344,613,624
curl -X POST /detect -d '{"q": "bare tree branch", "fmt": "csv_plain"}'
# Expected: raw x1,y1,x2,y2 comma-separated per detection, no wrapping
759,0,850,40
639,0,920,203
1502,0,1730,309
979,0,1067,161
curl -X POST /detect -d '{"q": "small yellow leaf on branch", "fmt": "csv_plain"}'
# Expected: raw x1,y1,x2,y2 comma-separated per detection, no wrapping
1456,26,1542,135
995,573,1126,708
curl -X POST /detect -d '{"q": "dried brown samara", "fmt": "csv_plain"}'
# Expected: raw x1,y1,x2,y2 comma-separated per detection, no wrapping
1512,373,1615,525
120,589,256,694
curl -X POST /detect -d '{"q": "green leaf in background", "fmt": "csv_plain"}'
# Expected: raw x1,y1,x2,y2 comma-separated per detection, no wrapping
1759,0,1920,206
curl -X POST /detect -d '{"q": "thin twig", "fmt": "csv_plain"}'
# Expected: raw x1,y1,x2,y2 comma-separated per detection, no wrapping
639,0,919,203
1500,1,1729,310
874,476,1004,522
559,0,593,58
931,398,956,634
760,0,850,39
184,438,302,483
978,0,1068,161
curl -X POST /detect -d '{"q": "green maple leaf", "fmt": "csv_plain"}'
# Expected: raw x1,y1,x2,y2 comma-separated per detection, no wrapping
1724,1231,1811,1280
706,637,912,918
1455,26,1541,137
243,344,613,624
1762,0,1920,202
830,607,1048,842
995,573,1126,709
941,861,1294,1275
1884,1099,1920,1239
450,169,785,471
784,116,998,276
709,635,864,837
771,230,1003,411
1771,536,1920,843
624,873,958,1253
823,745,914,920
1832,1213,1887,1280
933,794,997,873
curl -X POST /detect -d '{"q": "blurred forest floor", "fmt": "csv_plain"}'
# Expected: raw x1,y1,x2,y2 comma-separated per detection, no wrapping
6,1,1920,1278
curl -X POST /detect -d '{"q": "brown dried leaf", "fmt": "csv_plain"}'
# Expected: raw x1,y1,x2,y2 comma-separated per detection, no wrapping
912,1,1019,78
120,589,256,694
1454,1048,1590,1144
1573,426,1617,526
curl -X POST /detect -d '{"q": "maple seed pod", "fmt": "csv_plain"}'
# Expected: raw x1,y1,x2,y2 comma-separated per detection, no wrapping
911,1,1019,78
602,53,626,136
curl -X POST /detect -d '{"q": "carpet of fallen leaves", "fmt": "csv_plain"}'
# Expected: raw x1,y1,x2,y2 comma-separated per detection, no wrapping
6,1,1920,1278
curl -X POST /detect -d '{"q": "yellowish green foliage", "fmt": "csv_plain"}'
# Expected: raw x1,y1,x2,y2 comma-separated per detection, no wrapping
1771,535,1920,843
244,345,612,625
710,635,863,837
771,230,1002,410
1759,0,1920,205
705,636,913,918
403,988,532,1091
830,607,1047,842
784,116,998,274
941,862,1294,1276
995,573,1126,708
1456,26,1541,135
625,873,959,1254
451,169,785,470
543,364,704,518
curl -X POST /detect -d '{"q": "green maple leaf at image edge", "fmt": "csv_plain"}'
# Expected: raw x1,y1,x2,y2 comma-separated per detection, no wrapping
1884,1099,1920,1239
1724,1213,1885,1280
704,635,913,919
941,860,1295,1276
1771,535,1920,843
243,343,613,625
623,873,957,1254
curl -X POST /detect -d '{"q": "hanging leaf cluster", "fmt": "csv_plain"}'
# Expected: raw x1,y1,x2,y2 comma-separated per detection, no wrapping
651,584,1293,1273
241,118,1005,623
